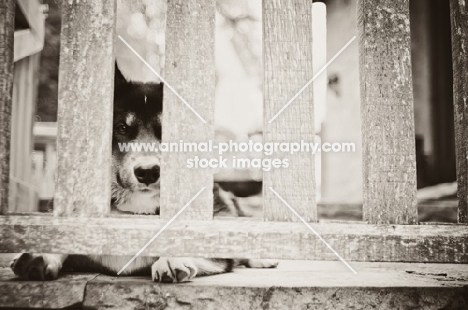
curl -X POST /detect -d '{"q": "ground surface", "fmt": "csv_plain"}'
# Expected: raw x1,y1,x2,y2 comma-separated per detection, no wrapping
0,261,467,309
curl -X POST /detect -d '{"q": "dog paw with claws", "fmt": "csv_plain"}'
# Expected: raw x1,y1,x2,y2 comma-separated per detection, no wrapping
152,257,197,283
10,253,64,281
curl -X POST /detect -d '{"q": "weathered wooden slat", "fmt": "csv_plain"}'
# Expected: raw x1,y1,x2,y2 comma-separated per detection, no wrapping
357,0,418,224
0,0,15,215
1,215,466,263
263,0,316,222
450,0,468,224
160,0,215,220
54,0,116,216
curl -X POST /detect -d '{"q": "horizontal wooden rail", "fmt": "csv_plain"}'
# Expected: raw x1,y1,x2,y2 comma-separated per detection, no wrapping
1,215,466,263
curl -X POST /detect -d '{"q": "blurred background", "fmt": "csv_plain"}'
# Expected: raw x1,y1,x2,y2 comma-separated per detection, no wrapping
9,0,458,222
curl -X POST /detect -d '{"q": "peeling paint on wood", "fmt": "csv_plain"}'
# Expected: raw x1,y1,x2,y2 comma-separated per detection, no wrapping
0,0,14,214
450,0,468,224
54,0,116,216
358,0,418,224
263,0,316,222
160,0,215,221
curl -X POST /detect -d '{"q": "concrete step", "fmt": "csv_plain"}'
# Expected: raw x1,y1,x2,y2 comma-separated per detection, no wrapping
0,261,467,309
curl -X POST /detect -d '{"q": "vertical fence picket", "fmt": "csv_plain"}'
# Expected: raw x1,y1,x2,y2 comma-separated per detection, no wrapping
160,0,215,220
0,0,14,214
54,0,116,216
358,0,418,224
450,0,468,224
263,0,316,222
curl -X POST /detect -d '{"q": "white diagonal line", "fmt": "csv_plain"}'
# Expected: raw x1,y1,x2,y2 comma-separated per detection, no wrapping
117,187,206,275
118,35,207,124
268,36,356,123
268,187,357,274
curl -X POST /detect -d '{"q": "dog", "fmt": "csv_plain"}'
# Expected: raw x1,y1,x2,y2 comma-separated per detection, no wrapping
10,64,277,282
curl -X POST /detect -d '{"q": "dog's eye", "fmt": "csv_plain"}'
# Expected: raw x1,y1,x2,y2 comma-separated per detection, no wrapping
115,123,129,135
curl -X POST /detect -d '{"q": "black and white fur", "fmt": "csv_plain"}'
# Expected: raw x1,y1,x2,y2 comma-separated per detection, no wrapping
10,64,277,282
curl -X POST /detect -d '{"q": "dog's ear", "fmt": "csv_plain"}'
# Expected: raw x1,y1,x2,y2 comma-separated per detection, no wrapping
114,62,127,87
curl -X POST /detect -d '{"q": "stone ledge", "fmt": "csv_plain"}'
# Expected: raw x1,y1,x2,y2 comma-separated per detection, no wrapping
1,261,467,309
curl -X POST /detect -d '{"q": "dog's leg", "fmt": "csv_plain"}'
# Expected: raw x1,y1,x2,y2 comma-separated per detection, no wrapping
10,253,68,280
152,257,234,283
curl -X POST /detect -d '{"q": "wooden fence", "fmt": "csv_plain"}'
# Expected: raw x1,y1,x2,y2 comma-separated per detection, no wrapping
0,0,467,264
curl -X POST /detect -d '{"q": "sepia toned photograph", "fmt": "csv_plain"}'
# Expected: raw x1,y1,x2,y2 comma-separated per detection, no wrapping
0,0,467,309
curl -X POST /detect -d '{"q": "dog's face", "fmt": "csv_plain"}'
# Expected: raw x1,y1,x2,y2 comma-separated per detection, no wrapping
111,65,163,214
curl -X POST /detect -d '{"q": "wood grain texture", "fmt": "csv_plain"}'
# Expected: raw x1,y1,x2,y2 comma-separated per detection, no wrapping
160,0,215,220
54,0,116,216
450,0,468,224
0,0,14,215
1,215,467,263
358,0,418,224
263,0,316,222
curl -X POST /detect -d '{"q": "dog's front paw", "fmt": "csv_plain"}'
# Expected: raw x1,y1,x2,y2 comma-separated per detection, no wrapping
10,253,64,280
246,259,279,268
152,257,197,283
236,259,279,269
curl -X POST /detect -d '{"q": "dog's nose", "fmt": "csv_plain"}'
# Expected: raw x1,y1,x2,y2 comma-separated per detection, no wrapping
134,165,160,186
